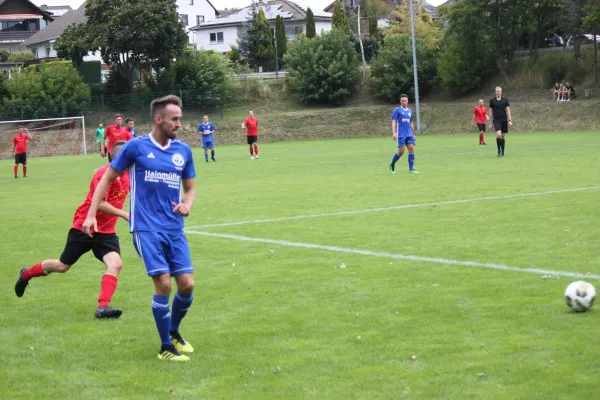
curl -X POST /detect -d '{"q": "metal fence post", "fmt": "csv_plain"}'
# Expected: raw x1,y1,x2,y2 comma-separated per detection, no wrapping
220,88,224,120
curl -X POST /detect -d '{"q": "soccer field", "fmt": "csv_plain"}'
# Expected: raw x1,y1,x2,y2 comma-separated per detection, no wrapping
1,131,599,399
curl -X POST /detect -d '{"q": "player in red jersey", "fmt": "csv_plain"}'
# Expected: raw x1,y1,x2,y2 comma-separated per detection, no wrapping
471,99,489,145
14,141,130,319
13,126,32,178
242,111,259,159
101,114,133,162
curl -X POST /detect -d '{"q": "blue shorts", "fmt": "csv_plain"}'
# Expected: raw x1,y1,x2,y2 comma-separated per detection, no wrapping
397,136,416,147
132,231,193,277
202,140,214,149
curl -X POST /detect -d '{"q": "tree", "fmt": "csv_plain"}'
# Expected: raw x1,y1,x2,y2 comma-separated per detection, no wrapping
386,0,442,52
306,7,316,38
55,23,96,66
368,13,378,37
583,2,600,84
370,35,438,102
72,0,188,93
237,1,259,61
2,61,90,119
275,14,287,59
0,50,9,62
7,51,35,62
252,7,275,66
563,0,588,59
284,29,359,104
522,0,562,59
332,0,350,35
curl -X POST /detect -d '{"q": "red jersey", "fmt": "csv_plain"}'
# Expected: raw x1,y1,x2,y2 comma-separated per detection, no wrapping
244,118,259,136
104,125,133,152
473,106,487,124
13,134,30,154
72,164,130,234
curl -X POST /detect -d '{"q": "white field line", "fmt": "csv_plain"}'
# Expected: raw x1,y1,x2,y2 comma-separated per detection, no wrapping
185,230,600,281
187,186,600,229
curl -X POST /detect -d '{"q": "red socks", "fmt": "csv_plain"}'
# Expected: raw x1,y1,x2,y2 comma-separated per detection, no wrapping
249,147,254,156
479,132,484,144
14,165,18,177
23,166,27,177
98,274,118,309
22,262,46,281
253,144,258,156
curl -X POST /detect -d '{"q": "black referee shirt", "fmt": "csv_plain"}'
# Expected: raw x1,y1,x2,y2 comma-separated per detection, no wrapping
489,97,510,122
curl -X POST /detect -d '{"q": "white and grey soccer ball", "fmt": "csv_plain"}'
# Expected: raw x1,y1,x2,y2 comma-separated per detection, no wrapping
564,281,596,312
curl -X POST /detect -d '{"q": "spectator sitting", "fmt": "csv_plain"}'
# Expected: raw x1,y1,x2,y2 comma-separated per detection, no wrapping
552,33,564,48
567,83,576,99
553,82,561,101
558,83,570,102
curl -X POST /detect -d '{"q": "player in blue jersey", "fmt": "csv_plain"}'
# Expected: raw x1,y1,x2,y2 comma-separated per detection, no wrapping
82,95,197,362
198,114,216,162
389,94,419,174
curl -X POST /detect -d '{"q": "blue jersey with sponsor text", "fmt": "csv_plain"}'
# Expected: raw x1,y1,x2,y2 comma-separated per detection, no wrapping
198,122,215,143
110,134,196,233
392,106,414,137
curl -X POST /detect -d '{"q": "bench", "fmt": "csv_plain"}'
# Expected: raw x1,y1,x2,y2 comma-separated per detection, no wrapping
585,89,593,98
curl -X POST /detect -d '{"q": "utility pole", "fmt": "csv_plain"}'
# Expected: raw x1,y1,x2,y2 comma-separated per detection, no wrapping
409,0,421,133
274,20,279,78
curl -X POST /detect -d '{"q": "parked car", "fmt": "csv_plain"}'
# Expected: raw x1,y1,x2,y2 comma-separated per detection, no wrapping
566,34,597,47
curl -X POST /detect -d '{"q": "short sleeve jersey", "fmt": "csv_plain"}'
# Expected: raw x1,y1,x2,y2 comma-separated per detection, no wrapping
71,164,130,234
473,106,487,124
489,97,510,122
96,128,105,141
13,134,30,154
110,135,196,233
105,125,133,152
392,106,414,137
244,118,259,136
198,122,215,142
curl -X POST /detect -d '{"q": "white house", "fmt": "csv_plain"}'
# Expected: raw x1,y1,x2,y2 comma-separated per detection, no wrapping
21,0,219,62
177,0,220,43
190,0,333,53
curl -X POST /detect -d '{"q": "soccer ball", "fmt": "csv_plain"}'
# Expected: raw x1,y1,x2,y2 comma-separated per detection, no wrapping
564,281,596,312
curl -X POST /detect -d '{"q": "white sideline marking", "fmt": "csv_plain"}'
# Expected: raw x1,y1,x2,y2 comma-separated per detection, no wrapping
185,230,600,281
187,186,600,229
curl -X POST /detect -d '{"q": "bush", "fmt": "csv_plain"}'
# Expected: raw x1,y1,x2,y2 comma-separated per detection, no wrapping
370,35,438,102
284,29,359,105
2,61,90,119
437,38,495,95
7,51,35,63
0,50,9,62
542,57,569,87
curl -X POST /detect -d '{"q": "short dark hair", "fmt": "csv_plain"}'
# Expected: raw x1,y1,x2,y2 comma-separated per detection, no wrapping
114,114,122,119
400,94,408,99
125,117,134,124
110,140,127,158
150,95,182,118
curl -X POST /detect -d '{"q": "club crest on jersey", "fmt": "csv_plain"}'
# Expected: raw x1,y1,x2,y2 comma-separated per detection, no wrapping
172,153,184,167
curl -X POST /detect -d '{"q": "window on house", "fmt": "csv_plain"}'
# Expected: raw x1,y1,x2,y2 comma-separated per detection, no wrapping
45,46,51,58
293,25,304,35
190,0,194,4
209,32,224,44
196,15,205,25
179,14,188,26
31,48,38,58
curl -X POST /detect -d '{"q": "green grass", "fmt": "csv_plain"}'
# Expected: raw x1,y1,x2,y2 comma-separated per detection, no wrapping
1,131,599,399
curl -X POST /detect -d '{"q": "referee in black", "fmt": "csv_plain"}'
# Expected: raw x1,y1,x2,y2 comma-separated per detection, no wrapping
489,86,513,157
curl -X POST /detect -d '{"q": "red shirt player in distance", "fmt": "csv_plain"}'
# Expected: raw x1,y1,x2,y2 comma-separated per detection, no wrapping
13,126,32,178
242,110,260,159
102,114,133,161
471,99,489,145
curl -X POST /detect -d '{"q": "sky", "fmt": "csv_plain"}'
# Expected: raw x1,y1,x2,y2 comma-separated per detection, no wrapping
32,0,448,13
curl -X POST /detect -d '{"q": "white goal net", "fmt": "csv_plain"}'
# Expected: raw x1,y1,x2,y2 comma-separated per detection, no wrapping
0,116,87,160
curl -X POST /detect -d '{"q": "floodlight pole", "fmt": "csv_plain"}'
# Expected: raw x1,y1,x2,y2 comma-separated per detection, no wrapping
274,20,279,78
409,0,421,133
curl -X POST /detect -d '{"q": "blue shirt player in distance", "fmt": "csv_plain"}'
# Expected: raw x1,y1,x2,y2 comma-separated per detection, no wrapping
82,95,197,362
390,94,419,174
198,114,216,163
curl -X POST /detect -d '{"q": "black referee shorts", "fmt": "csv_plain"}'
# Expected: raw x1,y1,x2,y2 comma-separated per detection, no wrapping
59,228,121,266
14,153,27,165
493,121,509,134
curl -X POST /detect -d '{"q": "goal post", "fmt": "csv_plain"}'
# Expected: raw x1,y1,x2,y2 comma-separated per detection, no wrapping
0,116,87,160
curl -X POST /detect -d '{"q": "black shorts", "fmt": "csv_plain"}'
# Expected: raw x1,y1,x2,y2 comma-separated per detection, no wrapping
493,121,508,134
247,136,258,145
59,228,121,266
476,123,486,132
107,153,113,163
14,153,27,165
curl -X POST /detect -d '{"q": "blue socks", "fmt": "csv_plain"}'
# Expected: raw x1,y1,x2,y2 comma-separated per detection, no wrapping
204,152,209,162
408,153,415,171
391,153,401,167
151,295,172,345
170,291,194,333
